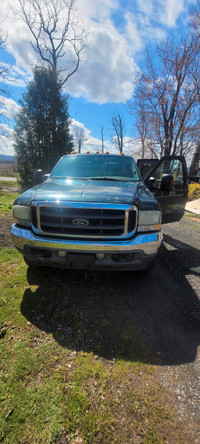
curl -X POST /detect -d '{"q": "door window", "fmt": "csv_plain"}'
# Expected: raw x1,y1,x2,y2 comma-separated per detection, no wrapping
137,159,158,180
151,159,184,184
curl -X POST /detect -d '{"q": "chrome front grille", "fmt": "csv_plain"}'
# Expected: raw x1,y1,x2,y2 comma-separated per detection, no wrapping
31,202,137,239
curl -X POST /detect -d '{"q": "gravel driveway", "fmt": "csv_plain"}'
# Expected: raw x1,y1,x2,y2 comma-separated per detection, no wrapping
157,218,200,443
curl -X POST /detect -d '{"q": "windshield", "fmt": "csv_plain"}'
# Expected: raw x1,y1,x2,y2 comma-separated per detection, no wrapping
50,155,140,181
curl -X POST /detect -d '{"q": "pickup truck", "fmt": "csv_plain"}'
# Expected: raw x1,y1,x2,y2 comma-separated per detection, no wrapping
11,153,188,270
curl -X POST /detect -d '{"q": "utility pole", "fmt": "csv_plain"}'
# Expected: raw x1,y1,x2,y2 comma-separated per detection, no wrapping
100,124,104,153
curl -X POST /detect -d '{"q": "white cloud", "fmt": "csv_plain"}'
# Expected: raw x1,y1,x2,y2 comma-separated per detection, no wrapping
136,0,194,29
66,20,136,103
125,12,143,53
0,96,20,119
1,64,32,88
77,0,119,21
160,0,185,27
136,0,154,16
0,124,15,155
0,97,20,155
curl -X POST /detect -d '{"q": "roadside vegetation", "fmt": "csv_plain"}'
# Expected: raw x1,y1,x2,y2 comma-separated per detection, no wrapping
0,181,18,188
0,188,191,443
0,163,18,178
188,183,200,201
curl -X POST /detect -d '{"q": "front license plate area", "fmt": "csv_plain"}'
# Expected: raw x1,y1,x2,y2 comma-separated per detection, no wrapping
65,253,95,269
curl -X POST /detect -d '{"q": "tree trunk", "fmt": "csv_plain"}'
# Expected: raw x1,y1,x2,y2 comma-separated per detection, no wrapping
189,140,200,175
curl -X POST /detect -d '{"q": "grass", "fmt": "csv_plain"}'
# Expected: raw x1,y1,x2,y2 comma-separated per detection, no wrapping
0,180,18,188
0,188,187,443
184,211,200,219
0,248,181,443
0,191,19,212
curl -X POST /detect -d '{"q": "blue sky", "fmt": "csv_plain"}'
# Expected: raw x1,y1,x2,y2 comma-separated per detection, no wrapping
0,0,197,156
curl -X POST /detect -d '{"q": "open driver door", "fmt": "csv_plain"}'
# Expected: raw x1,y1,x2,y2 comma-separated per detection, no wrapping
137,156,188,224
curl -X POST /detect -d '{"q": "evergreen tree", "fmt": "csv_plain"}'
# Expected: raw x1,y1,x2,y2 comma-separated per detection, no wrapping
14,67,74,189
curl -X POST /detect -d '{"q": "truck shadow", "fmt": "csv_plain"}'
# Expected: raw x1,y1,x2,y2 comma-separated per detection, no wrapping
20,234,200,366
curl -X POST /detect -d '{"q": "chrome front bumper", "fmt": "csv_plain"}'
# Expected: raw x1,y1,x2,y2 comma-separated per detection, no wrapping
11,224,163,270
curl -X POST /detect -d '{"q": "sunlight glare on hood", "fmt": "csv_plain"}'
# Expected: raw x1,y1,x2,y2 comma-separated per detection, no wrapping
66,179,72,185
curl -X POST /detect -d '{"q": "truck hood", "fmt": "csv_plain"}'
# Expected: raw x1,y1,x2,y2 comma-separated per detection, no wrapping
14,178,159,210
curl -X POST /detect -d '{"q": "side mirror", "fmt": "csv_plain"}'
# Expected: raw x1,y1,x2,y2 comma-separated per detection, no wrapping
34,169,44,185
43,174,50,181
146,177,156,190
160,174,174,192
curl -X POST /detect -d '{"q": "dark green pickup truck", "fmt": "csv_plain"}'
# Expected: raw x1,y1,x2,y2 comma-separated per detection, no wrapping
11,153,188,270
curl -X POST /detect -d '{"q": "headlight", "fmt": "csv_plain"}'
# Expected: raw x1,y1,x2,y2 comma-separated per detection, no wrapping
12,205,31,227
138,210,161,232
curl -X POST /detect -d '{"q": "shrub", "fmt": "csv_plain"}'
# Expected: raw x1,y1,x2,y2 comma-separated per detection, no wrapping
188,183,200,201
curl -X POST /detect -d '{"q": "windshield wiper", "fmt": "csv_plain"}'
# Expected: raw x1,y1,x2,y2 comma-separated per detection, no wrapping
88,177,124,181
51,176,89,180
89,177,137,182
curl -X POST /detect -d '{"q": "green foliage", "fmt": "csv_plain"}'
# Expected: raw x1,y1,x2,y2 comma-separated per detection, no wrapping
188,183,200,201
14,67,74,190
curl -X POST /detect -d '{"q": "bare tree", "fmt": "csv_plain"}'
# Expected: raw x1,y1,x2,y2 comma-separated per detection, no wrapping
72,124,88,153
189,139,200,175
129,37,200,158
111,114,124,153
17,0,86,87
0,29,9,95
132,102,158,159
0,28,12,141
135,103,148,158
189,0,200,37
188,1,200,174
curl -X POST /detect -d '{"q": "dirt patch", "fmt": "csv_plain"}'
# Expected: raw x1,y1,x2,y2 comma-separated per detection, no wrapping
0,186,18,193
185,214,200,222
0,216,14,248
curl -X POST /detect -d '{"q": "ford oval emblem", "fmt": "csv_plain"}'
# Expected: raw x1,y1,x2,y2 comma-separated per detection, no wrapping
72,218,89,226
